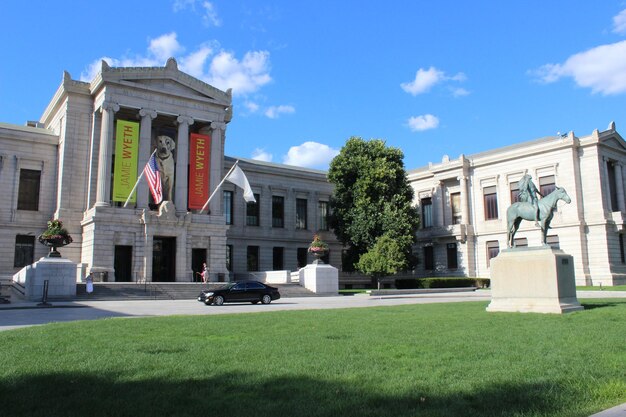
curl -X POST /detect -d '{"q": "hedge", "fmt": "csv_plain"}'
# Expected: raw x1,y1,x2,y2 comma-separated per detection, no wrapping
395,277,490,289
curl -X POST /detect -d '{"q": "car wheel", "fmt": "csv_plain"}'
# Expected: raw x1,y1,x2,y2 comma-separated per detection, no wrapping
213,295,224,306
261,294,272,305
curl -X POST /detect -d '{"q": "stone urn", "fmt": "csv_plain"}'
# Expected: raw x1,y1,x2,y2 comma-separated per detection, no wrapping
310,250,328,264
38,235,72,258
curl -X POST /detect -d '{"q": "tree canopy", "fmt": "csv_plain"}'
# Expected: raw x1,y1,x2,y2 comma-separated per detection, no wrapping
328,137,419,275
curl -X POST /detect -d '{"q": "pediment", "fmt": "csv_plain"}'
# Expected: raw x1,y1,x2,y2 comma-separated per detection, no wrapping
127,78,220,101
600,135,626,152
96,59,231,106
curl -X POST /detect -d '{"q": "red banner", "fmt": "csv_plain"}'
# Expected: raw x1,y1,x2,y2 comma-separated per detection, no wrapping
188,133,211,209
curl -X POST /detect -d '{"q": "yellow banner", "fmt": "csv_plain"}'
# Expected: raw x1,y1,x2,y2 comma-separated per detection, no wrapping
113,120,140,202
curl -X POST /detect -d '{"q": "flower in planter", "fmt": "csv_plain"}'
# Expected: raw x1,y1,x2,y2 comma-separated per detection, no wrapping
38,219,73,244
308,234,329,253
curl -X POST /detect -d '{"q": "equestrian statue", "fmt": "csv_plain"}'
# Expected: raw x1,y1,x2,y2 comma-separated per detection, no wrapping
506,174,571,247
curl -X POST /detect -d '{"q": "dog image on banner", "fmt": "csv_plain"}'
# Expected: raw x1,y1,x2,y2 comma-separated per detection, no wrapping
155,135,175,201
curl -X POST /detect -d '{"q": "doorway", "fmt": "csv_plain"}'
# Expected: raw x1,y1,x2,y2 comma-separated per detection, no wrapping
192,248,207,282
114,245,133,282
152,237,176,282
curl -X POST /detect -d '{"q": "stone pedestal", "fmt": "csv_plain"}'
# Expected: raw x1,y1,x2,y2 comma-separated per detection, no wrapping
12,257,78,301
301,263,338,295
487,246,583,314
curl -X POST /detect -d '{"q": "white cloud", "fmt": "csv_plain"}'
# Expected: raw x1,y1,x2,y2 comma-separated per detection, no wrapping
207,50,272,95
252,148,273,162
407,114,439,132
533,40,626,95
265,105,295,119
244,101,260,113
173,0,195,12
149,32,184,62
451,87,470,97
400,67,444,95
178,44,214,78
400,67,467,96
613,9,626,34
202,1,221,27
79,32,272,96
283,142,340,169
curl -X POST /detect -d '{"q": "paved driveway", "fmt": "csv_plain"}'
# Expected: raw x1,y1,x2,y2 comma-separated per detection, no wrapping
0,290,623,332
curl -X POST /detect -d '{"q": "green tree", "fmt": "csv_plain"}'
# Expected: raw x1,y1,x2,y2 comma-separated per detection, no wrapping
356,234,407,287
328,137,419,278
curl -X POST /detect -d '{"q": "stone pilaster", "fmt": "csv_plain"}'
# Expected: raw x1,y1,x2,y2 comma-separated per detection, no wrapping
137,109,157,208
459,175,469,225
95,101,119,207
175,116,194,215
209,122,226,216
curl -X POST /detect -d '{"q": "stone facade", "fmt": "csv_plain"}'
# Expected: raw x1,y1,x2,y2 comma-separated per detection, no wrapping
1,60,624,287
408,127,626,286
0,60,339,284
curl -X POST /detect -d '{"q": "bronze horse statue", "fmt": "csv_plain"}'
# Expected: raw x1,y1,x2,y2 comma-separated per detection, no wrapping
506,186,571,247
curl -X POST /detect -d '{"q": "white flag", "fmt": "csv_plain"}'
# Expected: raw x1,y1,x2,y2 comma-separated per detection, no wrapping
226,165,256,203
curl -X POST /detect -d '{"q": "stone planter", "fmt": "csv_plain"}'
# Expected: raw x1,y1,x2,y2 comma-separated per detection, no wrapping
38,235,72,258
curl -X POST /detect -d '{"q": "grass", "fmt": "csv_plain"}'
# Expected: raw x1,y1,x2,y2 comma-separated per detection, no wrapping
577,285,626,291
1,300,625,417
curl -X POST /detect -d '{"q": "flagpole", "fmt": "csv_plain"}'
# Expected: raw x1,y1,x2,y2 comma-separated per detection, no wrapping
200,160,240,213
124,149,157,208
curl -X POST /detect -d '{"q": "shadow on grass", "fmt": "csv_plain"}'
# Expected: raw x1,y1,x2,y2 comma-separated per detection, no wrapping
0,371,583,417
580,302,624,310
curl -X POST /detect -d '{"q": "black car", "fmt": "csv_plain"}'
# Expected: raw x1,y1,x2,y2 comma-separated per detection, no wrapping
201,281,280,306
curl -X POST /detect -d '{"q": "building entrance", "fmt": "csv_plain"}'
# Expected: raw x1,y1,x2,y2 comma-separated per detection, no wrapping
152,237,176,282
191,248,207,282
114,245,133,282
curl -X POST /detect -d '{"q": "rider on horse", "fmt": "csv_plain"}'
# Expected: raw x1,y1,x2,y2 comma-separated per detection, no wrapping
518,174,542,226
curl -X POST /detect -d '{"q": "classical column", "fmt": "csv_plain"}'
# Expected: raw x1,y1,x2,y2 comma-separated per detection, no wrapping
459,175,469,224
95,101,119,207
175,116,194,215
209,122,226,216
614,162,625,212
602,157,611,213
438,181,445,226
137,109,157,208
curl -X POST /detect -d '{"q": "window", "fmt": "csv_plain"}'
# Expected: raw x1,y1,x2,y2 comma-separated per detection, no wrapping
272,196,284,228
483,186,499,220
246,193,260,226
539,175,556,197
297,248,308,268
514,237,528,248
546,235,560,250
223,191,233,225
421,197,433,228
446,243,457,269
14,235,35,267
607,161,619,212
247,246,259,271
424,246,434,270
246,281,265,290
620,234,625,264
226,245,233,271
450,193,461,225
318,201,329,231
486,241,500,267
273,247,284,270
296,198,308,229
510,181,521,204
17,169,41,211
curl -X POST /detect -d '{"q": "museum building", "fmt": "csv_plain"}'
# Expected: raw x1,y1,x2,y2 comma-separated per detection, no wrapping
1,60,624,287
408,125,626,286
0,59,339,285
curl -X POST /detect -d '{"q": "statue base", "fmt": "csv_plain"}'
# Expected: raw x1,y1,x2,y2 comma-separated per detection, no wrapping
12,257,78,301
300,263,338,295
486,246,583,314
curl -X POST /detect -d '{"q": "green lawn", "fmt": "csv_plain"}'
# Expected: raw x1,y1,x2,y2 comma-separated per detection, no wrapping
577,285,626,291
1,300,625,417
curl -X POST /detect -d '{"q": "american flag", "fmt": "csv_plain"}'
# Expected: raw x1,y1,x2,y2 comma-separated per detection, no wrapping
144,153,163,204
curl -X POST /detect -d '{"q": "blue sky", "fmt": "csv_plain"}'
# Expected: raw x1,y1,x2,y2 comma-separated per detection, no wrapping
2,1,626,170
